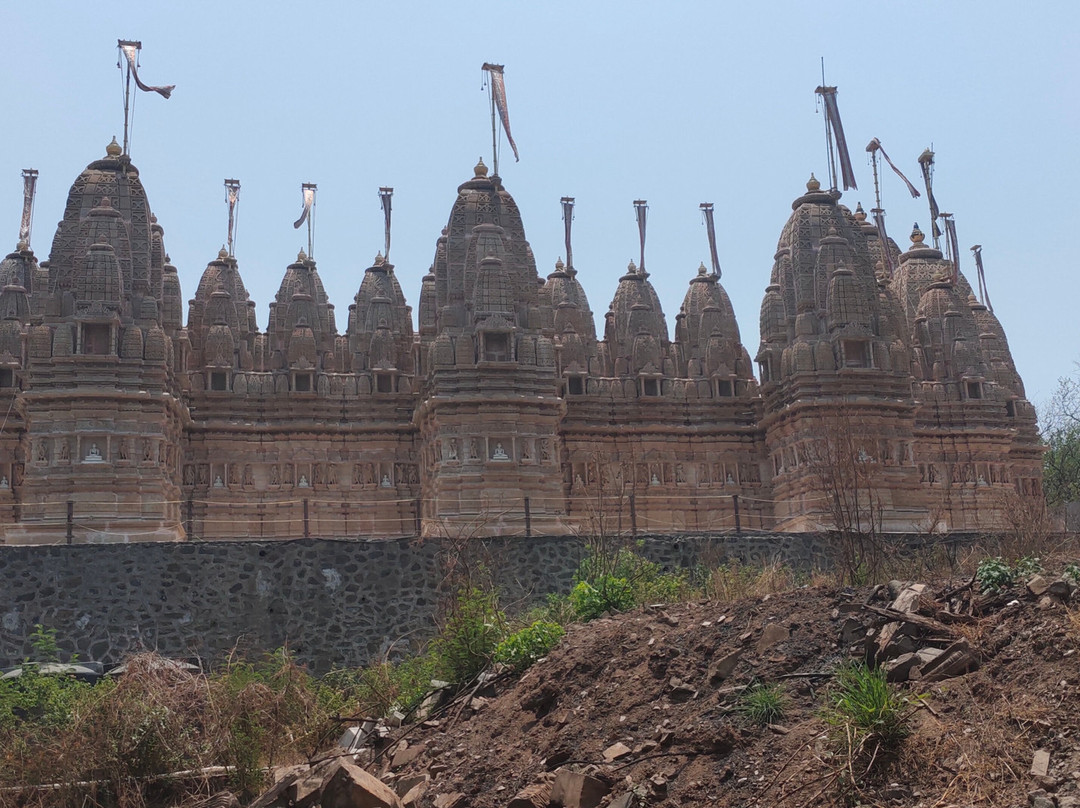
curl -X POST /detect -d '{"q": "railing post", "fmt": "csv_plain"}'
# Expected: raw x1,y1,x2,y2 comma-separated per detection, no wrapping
66,500,74,544
186,497,194,540
303,498,310,539
524,496,532,537
733,494,741,534
629,493,638,538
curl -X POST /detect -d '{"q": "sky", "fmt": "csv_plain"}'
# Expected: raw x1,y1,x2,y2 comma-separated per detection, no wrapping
2,1,1078,411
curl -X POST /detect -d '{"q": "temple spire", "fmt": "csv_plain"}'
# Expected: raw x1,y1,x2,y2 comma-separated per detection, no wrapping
224,179,240,258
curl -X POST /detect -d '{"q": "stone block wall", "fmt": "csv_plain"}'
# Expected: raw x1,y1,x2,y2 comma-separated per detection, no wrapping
1,531,930,672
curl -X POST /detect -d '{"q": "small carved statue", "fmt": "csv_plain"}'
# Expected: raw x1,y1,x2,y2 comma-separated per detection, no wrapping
492,442,509,460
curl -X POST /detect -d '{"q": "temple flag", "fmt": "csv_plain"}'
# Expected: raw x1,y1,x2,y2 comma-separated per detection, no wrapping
918,149,942,240
971,244,993,313
561,197,575,270
119,42,174,99
634,200,648,274
19,169,38,246
866,138,921,198
482,63,520,162
293,185,315,229
700,203,722,278
379,187,393,261
816,86,857,191
872,209,895,276
943,215,961,285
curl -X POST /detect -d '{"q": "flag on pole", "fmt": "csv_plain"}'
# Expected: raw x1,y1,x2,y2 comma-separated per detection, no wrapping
119,42,174,99
866,139,920,198
482,63,520,163
815,86,857,191
293,185,315,229
971,245,993,313
700,203,722,279
943,215,961,285
561,197,575,270
634,200,648,275
19,169,38,246
918,149,942,241
872,208,895,276
379,187,393,261
224,179,240,257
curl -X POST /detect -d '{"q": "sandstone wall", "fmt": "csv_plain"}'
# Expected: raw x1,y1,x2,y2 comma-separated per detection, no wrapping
0,532,952,672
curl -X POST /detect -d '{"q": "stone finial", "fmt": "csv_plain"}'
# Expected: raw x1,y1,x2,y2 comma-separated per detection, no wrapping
374,251,385,266
627,259,637,274
910,223,925,246
854,202,867,222
218,246,229,260
554,257,565,272
298,248,308,263
474,157,489,178
106,137,122,157
806,173,821,192
698,262,708,276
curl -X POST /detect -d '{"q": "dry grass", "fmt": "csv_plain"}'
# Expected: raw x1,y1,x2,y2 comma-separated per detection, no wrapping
0,651,336,808
703,559,805,603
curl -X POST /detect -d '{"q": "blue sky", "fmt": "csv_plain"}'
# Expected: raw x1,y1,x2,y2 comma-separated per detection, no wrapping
3,1,1077,408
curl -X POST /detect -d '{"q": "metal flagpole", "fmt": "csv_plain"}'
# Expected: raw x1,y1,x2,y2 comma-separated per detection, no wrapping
379,187,393,261
489,78,499,177
118,40,142,155
224,179,240,257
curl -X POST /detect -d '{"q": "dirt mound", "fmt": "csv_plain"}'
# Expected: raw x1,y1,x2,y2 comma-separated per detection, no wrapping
262,576,1080,808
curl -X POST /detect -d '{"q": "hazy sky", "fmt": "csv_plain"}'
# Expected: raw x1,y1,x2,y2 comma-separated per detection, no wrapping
3,1,1077,409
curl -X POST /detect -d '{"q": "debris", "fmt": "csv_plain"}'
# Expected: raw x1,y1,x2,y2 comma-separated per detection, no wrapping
320,761,402,808
756,623,789,653
708,649,742,684
1031,749,1051,777
602,742,632,762
507,781,553,808
549,769,610,808
1027,576,1051,597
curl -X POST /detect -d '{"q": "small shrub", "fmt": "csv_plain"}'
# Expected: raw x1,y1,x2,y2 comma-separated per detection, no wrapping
976,556,1015,594
1015,555,1043,577
431,586,506,684
1064,562,1080,585
737,681,787,725
494,621,565,673
569,576,635,621
825,663,911,749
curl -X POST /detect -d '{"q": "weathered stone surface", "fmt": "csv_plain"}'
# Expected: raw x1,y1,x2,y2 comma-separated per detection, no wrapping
756,622,789,653
602,742,632,762
549,769,610,808
708,649,742,684
390,742,425,769
1030,749,1051,777
1027,576,1051,597
507,781,552,808
320,761,402,808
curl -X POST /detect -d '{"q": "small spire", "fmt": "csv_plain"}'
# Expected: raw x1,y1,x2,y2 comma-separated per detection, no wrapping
806,173,821,192
910,223,925,246
474,157,489,178
697,262,708,276
298,248,308,263
854,202,867,222
374,251,385,266
106,137,122,157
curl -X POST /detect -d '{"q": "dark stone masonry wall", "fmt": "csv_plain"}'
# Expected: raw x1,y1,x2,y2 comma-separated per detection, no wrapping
1,531,905,672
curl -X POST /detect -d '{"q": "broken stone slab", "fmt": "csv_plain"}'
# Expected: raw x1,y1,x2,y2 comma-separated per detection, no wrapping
885,648,944,682
400,781,427,808
320,761,403,808
911,638,978,682
390,742,426,769
432,793,466,808
607,794,636,808
838,617,866,646
549,769,610,808
667,677,698,702
602,742,632,763
1031,749,1051,777
708,649,742,685
889,582,928,614
1028,575,1051,597
756,622,789,653
394,774,429,798
507,781,553,808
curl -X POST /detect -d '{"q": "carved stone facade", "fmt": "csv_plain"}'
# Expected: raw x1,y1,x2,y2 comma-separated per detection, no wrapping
0,149,1041,543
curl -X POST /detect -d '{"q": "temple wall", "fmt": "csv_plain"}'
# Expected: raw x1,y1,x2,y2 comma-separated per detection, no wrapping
0,532,853,672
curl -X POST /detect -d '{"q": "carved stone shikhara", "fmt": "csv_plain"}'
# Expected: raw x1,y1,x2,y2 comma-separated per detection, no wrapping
0,151,1040,543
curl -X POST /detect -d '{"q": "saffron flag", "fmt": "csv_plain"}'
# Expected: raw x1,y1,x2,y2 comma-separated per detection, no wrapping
482,63,520,163
294,186,315,229
816,86,857,191
866,139,920,198
119,43,174,99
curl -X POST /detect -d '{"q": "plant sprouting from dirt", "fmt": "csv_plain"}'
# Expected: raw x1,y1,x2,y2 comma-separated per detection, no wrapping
737,681,787,725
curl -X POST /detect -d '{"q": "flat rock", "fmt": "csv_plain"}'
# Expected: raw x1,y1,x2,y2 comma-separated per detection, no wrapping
708,649,742,684
1031,749,1051,777
550,769,610,808
391,742,426,769
602,742,632,762
507,781,553,808
1027,575,1051,597
432,794,466,808
756,623,789,653
321,761,402,808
